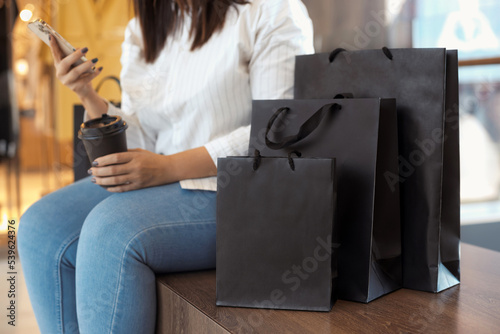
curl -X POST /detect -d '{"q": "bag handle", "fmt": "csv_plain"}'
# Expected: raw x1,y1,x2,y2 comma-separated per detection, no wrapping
328,47,393,63
334,93,353,99
265,103,342,150
96,75,121,93
252,149,302,171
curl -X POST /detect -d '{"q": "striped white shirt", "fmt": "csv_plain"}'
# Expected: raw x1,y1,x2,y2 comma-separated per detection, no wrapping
106,0,314,191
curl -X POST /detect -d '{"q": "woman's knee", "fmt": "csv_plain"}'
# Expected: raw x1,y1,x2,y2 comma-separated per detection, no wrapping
78,196,139,260
19,203,80,270
18,200,52,256
18,179,111,258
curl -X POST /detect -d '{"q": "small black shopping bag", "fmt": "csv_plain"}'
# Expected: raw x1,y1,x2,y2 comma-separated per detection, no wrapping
249,98,401,303
216,151,338,311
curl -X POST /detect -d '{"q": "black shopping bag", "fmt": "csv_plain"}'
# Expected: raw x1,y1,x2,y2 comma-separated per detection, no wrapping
294,48,460,293
73,76,121,181
249,99,401,303
216,151,338,311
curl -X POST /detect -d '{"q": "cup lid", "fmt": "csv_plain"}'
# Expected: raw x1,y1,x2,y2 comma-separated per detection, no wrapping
78,114,128,139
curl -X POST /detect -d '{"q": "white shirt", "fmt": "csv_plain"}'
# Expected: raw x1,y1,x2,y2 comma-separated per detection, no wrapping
106,0,314,191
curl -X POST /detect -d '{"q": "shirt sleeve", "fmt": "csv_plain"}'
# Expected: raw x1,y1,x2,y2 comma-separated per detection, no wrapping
204,0,314,165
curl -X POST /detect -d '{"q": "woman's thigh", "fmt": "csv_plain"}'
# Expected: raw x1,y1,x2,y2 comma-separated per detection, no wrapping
75,183,217,333
77,182,217,273
17,177,113,333
18,177,112,263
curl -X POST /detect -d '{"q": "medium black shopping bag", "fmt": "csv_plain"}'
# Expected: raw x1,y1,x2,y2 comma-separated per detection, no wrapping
294,48,460,293
249,98,401,303
216,151,338,311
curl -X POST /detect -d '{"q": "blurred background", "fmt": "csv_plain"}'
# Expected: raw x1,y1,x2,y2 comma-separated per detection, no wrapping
1,0,499,248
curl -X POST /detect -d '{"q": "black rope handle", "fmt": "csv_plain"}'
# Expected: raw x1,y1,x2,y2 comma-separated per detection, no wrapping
328,48,346,62
382,47,393,60
287,151,302,171
329,47,393,63
253,149,262,171
334,93,354,99
265,103,342,150
252,149,302,171
96,75,121,93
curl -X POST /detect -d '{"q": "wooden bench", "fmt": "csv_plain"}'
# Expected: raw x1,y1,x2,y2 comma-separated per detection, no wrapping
155,243,500,333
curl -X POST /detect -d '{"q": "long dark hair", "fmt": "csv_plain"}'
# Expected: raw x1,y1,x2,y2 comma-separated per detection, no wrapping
133,0,249,63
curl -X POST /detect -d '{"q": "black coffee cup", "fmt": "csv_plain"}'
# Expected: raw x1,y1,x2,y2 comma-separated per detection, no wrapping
78,114,128,163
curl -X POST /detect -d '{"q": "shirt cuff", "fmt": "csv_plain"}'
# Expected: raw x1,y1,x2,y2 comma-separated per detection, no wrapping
179,177,218,191
204,125,250,168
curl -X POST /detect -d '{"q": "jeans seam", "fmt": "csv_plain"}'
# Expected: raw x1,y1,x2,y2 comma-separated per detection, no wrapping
108,219,215,333
55,233,80,334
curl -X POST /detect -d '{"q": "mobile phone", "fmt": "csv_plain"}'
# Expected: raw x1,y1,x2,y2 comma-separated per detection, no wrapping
27,18,91,70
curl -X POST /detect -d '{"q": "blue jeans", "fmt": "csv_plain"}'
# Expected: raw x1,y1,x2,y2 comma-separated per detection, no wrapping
18,177,217,334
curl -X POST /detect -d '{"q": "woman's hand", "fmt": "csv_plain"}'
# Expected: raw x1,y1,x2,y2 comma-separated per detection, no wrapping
89,149,172,192
48,35,103,100
48,35,108,118
89,147,217,193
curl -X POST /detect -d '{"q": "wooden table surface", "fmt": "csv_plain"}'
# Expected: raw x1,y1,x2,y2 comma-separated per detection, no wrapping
157,243,500,333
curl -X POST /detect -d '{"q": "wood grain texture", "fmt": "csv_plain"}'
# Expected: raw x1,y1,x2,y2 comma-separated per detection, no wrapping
458,57,500,67
155,243,500,333
156,278,229,334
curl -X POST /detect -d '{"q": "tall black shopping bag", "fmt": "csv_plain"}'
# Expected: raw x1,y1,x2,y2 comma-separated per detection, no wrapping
249,98,401,303
294,48,460,293
216,152,338,311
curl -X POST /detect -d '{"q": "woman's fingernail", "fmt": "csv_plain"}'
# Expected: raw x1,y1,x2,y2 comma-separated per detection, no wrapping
91,178,96,183
91,58,98,63
98,66,103,71
82,47,89,54
92,161,99,166
87,169,92,175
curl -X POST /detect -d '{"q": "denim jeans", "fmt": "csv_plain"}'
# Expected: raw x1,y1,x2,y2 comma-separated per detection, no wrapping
18,177,217,333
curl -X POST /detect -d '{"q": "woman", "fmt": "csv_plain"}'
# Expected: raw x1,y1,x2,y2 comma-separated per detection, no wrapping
18,0,314,332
